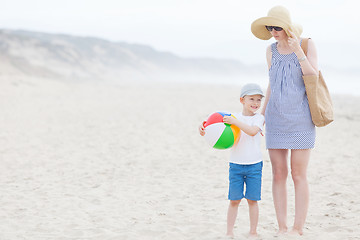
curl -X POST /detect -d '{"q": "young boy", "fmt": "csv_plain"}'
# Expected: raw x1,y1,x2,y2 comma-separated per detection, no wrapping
199,83,265,238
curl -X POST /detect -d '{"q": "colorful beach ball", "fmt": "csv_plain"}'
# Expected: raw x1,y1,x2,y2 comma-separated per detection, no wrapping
203,112,241,149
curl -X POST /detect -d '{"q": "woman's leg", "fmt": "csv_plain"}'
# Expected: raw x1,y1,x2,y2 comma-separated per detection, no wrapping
227,200,241,237
269,149,289,233
290,149,311,235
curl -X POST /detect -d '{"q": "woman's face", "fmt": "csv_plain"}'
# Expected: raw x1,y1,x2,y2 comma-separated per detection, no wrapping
268,27,288,40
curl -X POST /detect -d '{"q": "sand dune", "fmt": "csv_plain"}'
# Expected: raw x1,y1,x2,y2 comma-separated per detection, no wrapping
0,77,359,239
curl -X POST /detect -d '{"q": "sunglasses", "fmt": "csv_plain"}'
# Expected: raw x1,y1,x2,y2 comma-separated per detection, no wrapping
265,26,283,31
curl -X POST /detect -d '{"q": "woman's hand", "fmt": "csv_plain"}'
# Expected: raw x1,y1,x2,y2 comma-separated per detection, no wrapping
288,30,302,53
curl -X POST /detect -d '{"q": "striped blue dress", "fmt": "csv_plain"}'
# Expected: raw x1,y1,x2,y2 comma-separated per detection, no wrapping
265,41,315,149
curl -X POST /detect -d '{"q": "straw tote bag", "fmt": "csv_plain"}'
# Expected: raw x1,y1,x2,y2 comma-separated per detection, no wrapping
301,38,334,127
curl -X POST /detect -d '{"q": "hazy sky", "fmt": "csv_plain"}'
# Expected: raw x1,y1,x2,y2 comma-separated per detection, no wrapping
0,0,358,67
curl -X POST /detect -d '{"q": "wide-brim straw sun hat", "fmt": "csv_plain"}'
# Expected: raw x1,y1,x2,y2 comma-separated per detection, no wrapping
251,5,303,40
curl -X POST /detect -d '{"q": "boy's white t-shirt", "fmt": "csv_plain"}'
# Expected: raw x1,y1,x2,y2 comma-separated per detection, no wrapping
229,113,265,165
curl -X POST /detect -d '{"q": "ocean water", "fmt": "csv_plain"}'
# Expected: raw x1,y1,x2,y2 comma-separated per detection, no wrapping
185,73,360,97
324,74,359,96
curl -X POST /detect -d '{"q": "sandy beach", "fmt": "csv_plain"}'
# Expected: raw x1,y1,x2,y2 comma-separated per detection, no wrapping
0,77,359,239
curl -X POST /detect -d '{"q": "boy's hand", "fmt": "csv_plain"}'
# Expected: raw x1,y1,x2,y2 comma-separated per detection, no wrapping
199,121,206,136
223,116,237,125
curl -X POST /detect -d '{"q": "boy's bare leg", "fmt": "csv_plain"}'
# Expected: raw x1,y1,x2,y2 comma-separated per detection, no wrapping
226,200,241,237
247,199,259,236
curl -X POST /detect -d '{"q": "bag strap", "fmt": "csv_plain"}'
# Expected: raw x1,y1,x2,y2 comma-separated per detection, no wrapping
301,38,310,56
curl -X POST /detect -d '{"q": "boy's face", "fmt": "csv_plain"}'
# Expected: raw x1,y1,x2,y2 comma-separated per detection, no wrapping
240,94,263,114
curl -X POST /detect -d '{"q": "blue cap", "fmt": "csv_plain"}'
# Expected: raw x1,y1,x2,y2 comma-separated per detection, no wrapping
240,83,264,98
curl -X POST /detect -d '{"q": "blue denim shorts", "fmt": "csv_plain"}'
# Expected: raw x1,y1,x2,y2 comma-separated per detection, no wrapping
228,161,263,201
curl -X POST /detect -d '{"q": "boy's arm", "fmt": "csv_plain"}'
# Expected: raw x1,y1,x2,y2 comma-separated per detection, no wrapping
223,117,261,136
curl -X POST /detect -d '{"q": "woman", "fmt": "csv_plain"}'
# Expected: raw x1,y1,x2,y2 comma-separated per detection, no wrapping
251,6,318,235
